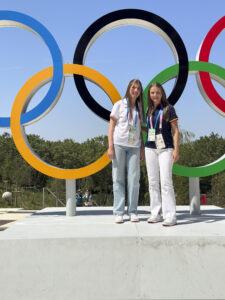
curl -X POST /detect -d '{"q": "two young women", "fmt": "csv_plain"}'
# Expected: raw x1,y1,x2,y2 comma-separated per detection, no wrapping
107,80,179,226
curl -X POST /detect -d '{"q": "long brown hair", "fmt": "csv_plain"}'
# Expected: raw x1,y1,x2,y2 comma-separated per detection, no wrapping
124,79,144,121
147,82,169,121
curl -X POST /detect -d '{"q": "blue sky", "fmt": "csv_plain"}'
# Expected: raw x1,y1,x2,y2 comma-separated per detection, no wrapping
0,0,224,142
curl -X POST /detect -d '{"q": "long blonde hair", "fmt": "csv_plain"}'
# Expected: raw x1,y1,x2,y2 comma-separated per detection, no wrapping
147,82,169,121
124,79,144,121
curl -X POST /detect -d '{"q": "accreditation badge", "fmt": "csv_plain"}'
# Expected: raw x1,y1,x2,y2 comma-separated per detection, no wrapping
148,128,155,142
128,124,137,144
155,134,166,149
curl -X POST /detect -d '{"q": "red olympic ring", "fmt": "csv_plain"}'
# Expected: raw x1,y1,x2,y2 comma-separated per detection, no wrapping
198,16,225,115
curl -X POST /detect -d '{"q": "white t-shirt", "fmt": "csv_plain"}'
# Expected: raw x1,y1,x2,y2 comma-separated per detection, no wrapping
110,98,142,148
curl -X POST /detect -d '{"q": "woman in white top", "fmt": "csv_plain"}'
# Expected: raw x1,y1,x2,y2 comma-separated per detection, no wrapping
107,79,144,224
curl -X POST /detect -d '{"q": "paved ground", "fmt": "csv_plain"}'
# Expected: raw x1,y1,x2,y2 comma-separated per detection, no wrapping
0,208,34,231
1,205,225,239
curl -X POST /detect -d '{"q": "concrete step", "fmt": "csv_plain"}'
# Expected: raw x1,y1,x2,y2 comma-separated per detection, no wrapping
0,205,225,300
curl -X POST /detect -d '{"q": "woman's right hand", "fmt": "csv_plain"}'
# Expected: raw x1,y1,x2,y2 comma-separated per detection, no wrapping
107,147,114,160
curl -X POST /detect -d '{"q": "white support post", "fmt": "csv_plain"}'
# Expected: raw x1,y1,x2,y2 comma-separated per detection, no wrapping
189,177,200,215
66,179,76,216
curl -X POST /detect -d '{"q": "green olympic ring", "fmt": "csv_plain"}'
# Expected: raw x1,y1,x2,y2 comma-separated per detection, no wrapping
143,61,225,177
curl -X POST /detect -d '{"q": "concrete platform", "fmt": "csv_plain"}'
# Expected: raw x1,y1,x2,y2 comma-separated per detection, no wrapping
0,205,225,300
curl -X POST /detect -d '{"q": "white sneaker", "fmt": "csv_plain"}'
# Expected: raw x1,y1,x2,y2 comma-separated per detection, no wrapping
115,215,123,224
147,214,163,223
162,218,177,226
130,214,139,222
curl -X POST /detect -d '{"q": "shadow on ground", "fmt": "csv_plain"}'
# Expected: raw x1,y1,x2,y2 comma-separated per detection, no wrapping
31,207,225,225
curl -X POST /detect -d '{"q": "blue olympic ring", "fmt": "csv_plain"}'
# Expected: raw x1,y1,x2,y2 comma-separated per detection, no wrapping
0,11,64,127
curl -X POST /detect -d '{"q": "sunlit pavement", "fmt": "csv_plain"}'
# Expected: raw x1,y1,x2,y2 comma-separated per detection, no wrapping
1,205,225,238
0,208,34,231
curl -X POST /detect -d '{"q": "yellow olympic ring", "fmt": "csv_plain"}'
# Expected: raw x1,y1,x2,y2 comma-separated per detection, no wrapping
11,64,121,179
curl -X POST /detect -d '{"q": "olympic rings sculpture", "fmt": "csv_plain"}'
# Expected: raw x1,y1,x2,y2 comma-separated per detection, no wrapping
0,11,64,127
0,9,224,179
11,64,120,179
73,9,188,120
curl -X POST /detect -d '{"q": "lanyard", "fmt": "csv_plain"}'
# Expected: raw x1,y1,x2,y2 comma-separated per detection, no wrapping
147,105,163,130
126,98,138,126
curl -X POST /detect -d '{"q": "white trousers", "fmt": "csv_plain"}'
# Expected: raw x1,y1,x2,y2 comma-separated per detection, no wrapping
145,147,176,220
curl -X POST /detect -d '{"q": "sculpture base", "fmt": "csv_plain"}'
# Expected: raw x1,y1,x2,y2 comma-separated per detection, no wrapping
0,205,225,300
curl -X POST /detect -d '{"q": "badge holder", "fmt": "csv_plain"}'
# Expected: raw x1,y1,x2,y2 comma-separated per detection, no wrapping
128,124,137,144
155,133,165,149
147,128,155,142
147,107,165,149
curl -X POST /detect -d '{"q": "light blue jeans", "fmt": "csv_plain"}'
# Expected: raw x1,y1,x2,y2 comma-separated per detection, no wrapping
112,144,140,216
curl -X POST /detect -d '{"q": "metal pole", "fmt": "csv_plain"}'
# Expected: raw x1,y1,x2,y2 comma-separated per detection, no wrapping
66,179,76,216
189,177,200,215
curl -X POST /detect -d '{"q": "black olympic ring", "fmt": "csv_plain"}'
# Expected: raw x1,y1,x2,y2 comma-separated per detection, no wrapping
73,9,189,121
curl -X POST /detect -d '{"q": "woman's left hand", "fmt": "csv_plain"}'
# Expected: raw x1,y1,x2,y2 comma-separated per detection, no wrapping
173,149,179,163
